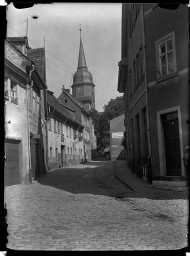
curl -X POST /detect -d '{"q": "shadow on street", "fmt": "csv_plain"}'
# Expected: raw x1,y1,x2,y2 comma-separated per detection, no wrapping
37,160,188,200
37,160,123,198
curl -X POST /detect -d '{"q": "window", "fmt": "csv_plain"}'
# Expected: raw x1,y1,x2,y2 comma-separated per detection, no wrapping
49,118,52,131
50,147,52,157
129,69,132,98
139,45,144,78
129,4,141,37
58,122,60,134
4,78,9,100
61,123,63,134
36,95,40,117
133,45,144,91
10,80,18,104
29,88,32,111
32,91,36,114
142,108,148,158
156,32,176,78
70,148,72,158
136,114,141,160
70,127,72,138
56,148,58,159
133,59,136,88
136,53,140,82
67,147,70,158
77,87,82,94
66,126,68,137
54,119,57,132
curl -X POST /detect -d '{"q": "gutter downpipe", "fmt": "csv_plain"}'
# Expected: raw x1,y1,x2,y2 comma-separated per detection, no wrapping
142,5,153,184
27,64,35,183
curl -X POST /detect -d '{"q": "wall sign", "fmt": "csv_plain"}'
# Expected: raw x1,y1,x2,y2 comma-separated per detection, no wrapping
112,132,124,138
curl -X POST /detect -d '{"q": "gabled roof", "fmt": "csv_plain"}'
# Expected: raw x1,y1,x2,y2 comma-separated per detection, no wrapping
47,90,83,128
60,88,90,115
27,48,46,83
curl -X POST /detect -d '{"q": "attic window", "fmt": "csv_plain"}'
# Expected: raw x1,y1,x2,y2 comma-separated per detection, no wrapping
65,98,67,103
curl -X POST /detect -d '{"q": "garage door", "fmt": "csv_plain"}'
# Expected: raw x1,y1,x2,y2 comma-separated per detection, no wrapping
5,139,20,186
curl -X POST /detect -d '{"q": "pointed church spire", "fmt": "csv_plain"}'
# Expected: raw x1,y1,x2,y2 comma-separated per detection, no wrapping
78,24,87,69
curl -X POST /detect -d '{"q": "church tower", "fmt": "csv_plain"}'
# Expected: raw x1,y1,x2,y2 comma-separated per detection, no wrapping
72,27,95,110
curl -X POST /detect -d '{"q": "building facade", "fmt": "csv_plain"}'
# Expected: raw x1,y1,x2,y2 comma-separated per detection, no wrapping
118,4,189,186
5,37,47,185
47,90,84,169
59,87,93,162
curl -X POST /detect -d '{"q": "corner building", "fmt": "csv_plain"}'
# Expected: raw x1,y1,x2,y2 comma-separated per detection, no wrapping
118,4,189,187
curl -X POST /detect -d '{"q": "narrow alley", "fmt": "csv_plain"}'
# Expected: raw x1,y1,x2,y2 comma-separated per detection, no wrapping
5,160,188,251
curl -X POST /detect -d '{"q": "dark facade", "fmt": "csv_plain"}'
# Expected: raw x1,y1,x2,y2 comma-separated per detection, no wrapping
118,4,189,186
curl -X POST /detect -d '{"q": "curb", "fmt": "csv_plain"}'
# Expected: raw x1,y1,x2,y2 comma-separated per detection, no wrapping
114,161,136,192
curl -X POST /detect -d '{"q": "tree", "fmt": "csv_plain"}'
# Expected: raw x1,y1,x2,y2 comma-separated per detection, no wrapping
91,96,125,150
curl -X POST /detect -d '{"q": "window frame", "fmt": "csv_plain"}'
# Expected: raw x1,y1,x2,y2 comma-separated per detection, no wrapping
54,118,57,133
61,123,63,134
36,95,40,117
32,90,36,114
155,31,177,79
10,80,18,104
50,147,52,157
49,118,52,131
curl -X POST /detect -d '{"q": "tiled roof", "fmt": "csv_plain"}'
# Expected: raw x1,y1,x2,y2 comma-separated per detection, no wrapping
76,96,92,102
27,48,46,82
6,36,28,42
47,91,82,127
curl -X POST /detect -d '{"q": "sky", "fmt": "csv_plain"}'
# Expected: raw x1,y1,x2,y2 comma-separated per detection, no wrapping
6,3,122,112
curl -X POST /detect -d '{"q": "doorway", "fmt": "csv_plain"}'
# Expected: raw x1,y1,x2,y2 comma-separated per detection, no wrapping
161,111,181,176
61,145,65,167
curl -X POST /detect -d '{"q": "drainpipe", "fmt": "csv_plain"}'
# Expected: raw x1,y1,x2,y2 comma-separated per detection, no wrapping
142,5,153,183
26,64,35,183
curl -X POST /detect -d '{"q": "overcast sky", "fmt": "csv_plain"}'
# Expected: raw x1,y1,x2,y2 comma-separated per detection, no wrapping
7,3,122,112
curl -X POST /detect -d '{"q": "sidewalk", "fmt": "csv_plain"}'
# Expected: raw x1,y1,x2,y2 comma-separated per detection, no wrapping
114,160,152,193
114,160,189,196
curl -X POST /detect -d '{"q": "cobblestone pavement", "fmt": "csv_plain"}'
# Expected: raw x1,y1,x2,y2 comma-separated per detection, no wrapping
5,161,188,251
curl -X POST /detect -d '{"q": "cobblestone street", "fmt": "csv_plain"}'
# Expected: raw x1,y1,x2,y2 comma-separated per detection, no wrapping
5,161,188,250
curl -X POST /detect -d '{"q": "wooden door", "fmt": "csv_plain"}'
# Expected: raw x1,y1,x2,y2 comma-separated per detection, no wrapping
162,112,181,176
5,139,20,186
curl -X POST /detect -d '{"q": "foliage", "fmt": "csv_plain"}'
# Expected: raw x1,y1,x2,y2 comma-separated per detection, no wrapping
91,96,125,149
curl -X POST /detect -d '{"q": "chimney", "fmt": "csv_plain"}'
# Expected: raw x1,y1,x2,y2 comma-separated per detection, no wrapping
62,85,65,92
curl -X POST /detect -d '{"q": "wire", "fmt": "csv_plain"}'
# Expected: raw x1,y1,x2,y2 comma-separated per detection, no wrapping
7,25,121,98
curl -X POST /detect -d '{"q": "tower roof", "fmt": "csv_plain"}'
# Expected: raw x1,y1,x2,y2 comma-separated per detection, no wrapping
73,32,94,86
78,38,87,69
